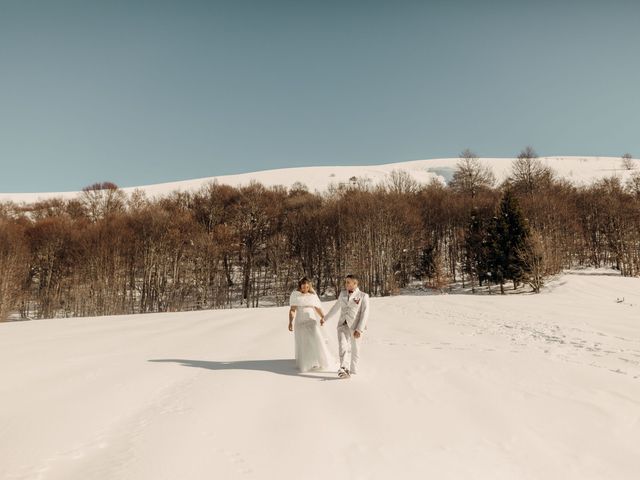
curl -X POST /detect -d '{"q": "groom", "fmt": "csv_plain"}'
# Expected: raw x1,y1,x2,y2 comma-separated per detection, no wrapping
324,274,370,378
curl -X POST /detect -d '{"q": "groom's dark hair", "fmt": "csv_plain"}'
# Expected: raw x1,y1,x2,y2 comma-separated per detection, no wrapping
345,274,358,282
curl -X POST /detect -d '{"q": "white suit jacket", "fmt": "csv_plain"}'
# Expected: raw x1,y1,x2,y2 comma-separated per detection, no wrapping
325,287,370,333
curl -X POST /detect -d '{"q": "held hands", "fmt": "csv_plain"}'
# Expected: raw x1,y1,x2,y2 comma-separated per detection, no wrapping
353,330,361,339
320,316,325,326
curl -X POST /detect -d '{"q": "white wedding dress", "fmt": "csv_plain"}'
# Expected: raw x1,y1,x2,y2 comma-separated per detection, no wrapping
289,290,336,372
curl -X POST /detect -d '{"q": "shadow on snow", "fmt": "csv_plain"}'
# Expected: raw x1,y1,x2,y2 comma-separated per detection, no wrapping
147,358,340,381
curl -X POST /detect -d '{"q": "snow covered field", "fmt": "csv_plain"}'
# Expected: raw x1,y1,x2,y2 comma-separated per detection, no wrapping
0,156,637,203
1,270,639,480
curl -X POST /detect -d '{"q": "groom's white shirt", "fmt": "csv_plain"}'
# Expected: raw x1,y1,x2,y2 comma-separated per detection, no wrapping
325,287,370,333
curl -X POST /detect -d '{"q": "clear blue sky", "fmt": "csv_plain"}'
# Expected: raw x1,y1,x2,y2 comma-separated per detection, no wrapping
1,0,638,192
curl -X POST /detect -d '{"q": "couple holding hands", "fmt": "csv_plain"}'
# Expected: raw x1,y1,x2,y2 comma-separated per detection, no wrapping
288,274,370,379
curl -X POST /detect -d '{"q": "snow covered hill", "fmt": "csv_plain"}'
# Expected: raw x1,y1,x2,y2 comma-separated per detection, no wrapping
1,269,639,480
1,156,637,204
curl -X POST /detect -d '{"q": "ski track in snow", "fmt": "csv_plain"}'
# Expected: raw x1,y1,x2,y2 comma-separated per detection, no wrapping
1,270,639,479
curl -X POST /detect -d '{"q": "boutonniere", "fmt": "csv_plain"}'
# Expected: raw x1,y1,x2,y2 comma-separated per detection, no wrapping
353,297,361,304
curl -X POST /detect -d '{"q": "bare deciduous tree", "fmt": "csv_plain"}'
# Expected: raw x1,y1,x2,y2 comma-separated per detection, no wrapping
626,171,640,197
383,169,420,194
518,229,546,293
509,147,554,194
0,220,29,320
81,182,126,221
449,149,495,198
621,153,634,170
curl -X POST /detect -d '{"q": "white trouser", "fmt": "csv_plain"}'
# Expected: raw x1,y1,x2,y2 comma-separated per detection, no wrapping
337,321,361,373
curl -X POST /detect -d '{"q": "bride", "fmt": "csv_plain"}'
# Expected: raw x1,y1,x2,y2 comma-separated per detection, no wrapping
288,277,335,372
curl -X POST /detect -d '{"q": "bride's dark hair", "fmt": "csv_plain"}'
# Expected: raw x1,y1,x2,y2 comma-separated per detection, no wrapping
297,276,316,294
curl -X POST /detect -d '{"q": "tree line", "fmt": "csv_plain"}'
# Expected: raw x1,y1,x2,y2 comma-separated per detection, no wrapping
1,149,639,320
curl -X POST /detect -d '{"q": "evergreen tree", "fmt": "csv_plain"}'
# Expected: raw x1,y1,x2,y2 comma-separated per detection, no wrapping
488,190,531,294
463,208,491,292
415,244,437,281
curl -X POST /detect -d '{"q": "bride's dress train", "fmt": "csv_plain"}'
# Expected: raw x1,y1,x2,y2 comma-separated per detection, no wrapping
290,291,336,372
